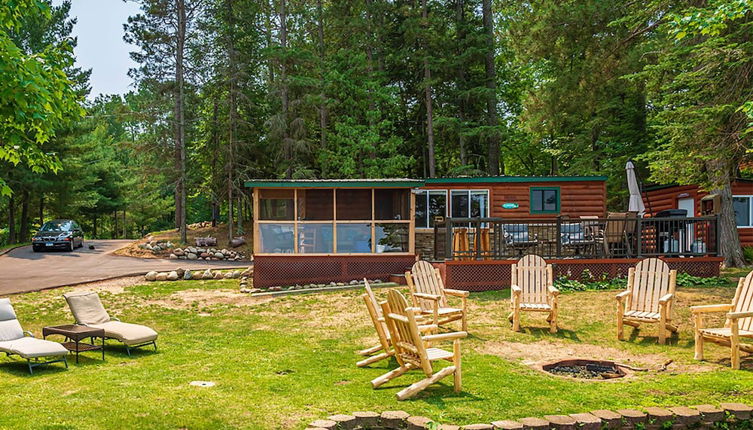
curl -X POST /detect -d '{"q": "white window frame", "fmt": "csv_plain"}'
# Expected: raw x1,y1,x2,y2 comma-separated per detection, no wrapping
415,189,448,230
733,195,753,228
449,189,490,219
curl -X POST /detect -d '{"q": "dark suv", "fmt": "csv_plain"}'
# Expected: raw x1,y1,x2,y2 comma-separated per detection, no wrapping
32,219,84,252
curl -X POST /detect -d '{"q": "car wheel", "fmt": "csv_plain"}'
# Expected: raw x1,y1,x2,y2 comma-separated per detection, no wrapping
68,240,75,252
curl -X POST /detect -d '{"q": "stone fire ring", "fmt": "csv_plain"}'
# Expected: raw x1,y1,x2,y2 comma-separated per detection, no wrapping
533,358,634,381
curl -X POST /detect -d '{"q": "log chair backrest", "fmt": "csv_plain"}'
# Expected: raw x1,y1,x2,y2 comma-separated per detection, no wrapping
731,271,753,332
382,289,431,374
362,279,389,351
627,258,676,314
453,228,471,261
407,260,448,311
511,254,553,305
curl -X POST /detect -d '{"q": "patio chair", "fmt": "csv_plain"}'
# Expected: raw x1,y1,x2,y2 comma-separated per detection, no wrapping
371,289,466,400
406,260,469,331
63,292,158,356
603,212,638,257
503,224,539,256
0,298,68,374
358,280,436,367
616,258,678,344
452,227,471,260
692,271,753,369
560,222,596,256
508,254,559,333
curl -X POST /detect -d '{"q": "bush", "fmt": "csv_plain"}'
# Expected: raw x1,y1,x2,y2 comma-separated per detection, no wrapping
675,272,729,287
554,271,729,292
744,246,753,264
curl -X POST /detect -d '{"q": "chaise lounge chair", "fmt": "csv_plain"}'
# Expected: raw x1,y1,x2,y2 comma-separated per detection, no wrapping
63,292,158,356
0,298,68,374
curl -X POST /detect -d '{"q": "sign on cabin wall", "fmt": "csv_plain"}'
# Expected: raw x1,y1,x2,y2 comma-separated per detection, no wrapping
502,203,519,209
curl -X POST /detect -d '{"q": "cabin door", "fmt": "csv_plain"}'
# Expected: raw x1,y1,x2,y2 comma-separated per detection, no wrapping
677,197,695,251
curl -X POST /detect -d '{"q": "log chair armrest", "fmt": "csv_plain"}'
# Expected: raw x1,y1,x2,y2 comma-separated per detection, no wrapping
413,293,442,301
23,331,34,338
658,293,674,305
422,331,468,343
111,317,121,322
511,285,522,296
547,285,560,296
616,290,631,301
418,324,439,333
691,304,732,314
728,311,753,320
445,289,470,298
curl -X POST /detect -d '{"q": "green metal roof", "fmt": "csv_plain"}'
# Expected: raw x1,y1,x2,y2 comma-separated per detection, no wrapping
244,179,425,188
424,175,607,184
245,175,607,188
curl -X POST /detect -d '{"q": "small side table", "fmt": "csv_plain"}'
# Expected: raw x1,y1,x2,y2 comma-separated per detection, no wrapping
43,325,105,363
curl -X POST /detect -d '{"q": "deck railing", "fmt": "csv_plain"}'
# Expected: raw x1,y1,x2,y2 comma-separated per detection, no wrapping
437,215,719,261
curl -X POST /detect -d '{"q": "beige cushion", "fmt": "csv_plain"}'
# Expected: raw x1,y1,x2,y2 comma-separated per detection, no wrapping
90,321,157,345
64,292,110,325
0,299,24,342
0,337,68,359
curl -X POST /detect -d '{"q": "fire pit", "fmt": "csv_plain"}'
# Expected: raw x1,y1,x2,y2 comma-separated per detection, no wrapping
541,359,627,380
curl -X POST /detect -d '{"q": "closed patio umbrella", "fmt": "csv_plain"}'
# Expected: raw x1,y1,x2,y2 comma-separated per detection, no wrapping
626,160,645,216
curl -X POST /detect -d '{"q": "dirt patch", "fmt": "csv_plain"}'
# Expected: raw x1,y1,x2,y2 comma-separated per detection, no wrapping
147,288,276,310
479,339,710,373
69,276,145,294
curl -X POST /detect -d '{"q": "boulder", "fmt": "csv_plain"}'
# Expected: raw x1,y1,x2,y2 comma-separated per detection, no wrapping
169,254,178,259
166,271,179,281
203,269,213,278
213,272,223,280
175,268,185,278
155,272,168,281
187,247,197,254
145,271,158,281
200,252,211,258
183,270,193,280
187,253,198,260
173,248,185,256
224,272,234,279
193,272,203,280
231,271,241,279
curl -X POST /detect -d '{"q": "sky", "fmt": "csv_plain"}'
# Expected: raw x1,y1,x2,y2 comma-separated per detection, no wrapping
52,0,142,99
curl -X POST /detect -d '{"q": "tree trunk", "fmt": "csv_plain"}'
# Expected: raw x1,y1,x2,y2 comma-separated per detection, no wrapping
316,0,327,151
176,0,188,244
8,195,16,244
421,0,436,178
482,0,500,175
707,159,746,267
113,211,118,239
93,216,97,238
226,0,237,243
19,189,29,241
38,195,44,228
455,0,466,166
211,99,220,228
279,0,292,178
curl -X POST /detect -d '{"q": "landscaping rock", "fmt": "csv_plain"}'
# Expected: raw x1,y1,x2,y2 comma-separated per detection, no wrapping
308,419,337,430
519,417,549,430
721,403,753,420
166,271,179,281
175,268,185,278
693,405,724,422
568,414,601,430
155,272,168,281
381,411,410,427
214,252,225,259
491,420,524,430
352,412,379,428
213,272,223,279
224,272,234,279
187,252,198,260
183,270,192,280
406,416,433,430
327,414,356,430
145,271,158,281
231,270,241,278
669,407,701,426
169,253,178,259
463,425,493,430
193,272,203,280
590,410,622,429
544,415,576,430
644,407,673,425
616,409,646,426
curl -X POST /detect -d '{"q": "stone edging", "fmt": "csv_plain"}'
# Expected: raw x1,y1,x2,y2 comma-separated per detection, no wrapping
307,403,753,430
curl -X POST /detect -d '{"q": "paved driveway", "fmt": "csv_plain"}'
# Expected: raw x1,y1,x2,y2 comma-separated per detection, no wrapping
0,240,248,295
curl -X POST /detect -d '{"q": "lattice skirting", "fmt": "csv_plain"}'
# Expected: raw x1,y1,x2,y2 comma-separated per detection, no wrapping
443,257,724,292
253,255,418,288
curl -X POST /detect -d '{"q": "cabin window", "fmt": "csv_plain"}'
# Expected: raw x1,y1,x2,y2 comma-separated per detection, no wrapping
733,196,753,227
450,190,489,218
415,190,447,228
530,187,560,214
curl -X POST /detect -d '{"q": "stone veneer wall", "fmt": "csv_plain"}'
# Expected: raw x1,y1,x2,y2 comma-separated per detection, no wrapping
307,403,753,430
416,230,445,260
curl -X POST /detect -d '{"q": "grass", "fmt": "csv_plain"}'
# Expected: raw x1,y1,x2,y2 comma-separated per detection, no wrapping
2,277,753,429
0,242,29,252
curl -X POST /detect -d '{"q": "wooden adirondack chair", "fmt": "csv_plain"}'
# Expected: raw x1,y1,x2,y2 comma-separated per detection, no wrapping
371,289,467,400
692,271,753,369
357,280,393,367
616,258,678,344
508,254,559,333
406,260,469,331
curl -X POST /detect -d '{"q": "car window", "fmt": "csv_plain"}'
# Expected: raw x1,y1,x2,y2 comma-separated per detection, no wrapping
40,221,69,232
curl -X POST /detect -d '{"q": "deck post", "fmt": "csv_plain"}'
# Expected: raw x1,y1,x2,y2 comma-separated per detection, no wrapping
446,218,454,261
475,218,481,260
636,216,643,257
555,216,562,258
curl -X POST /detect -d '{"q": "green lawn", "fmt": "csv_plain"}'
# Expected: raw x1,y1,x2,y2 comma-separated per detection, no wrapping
2,278,753,429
